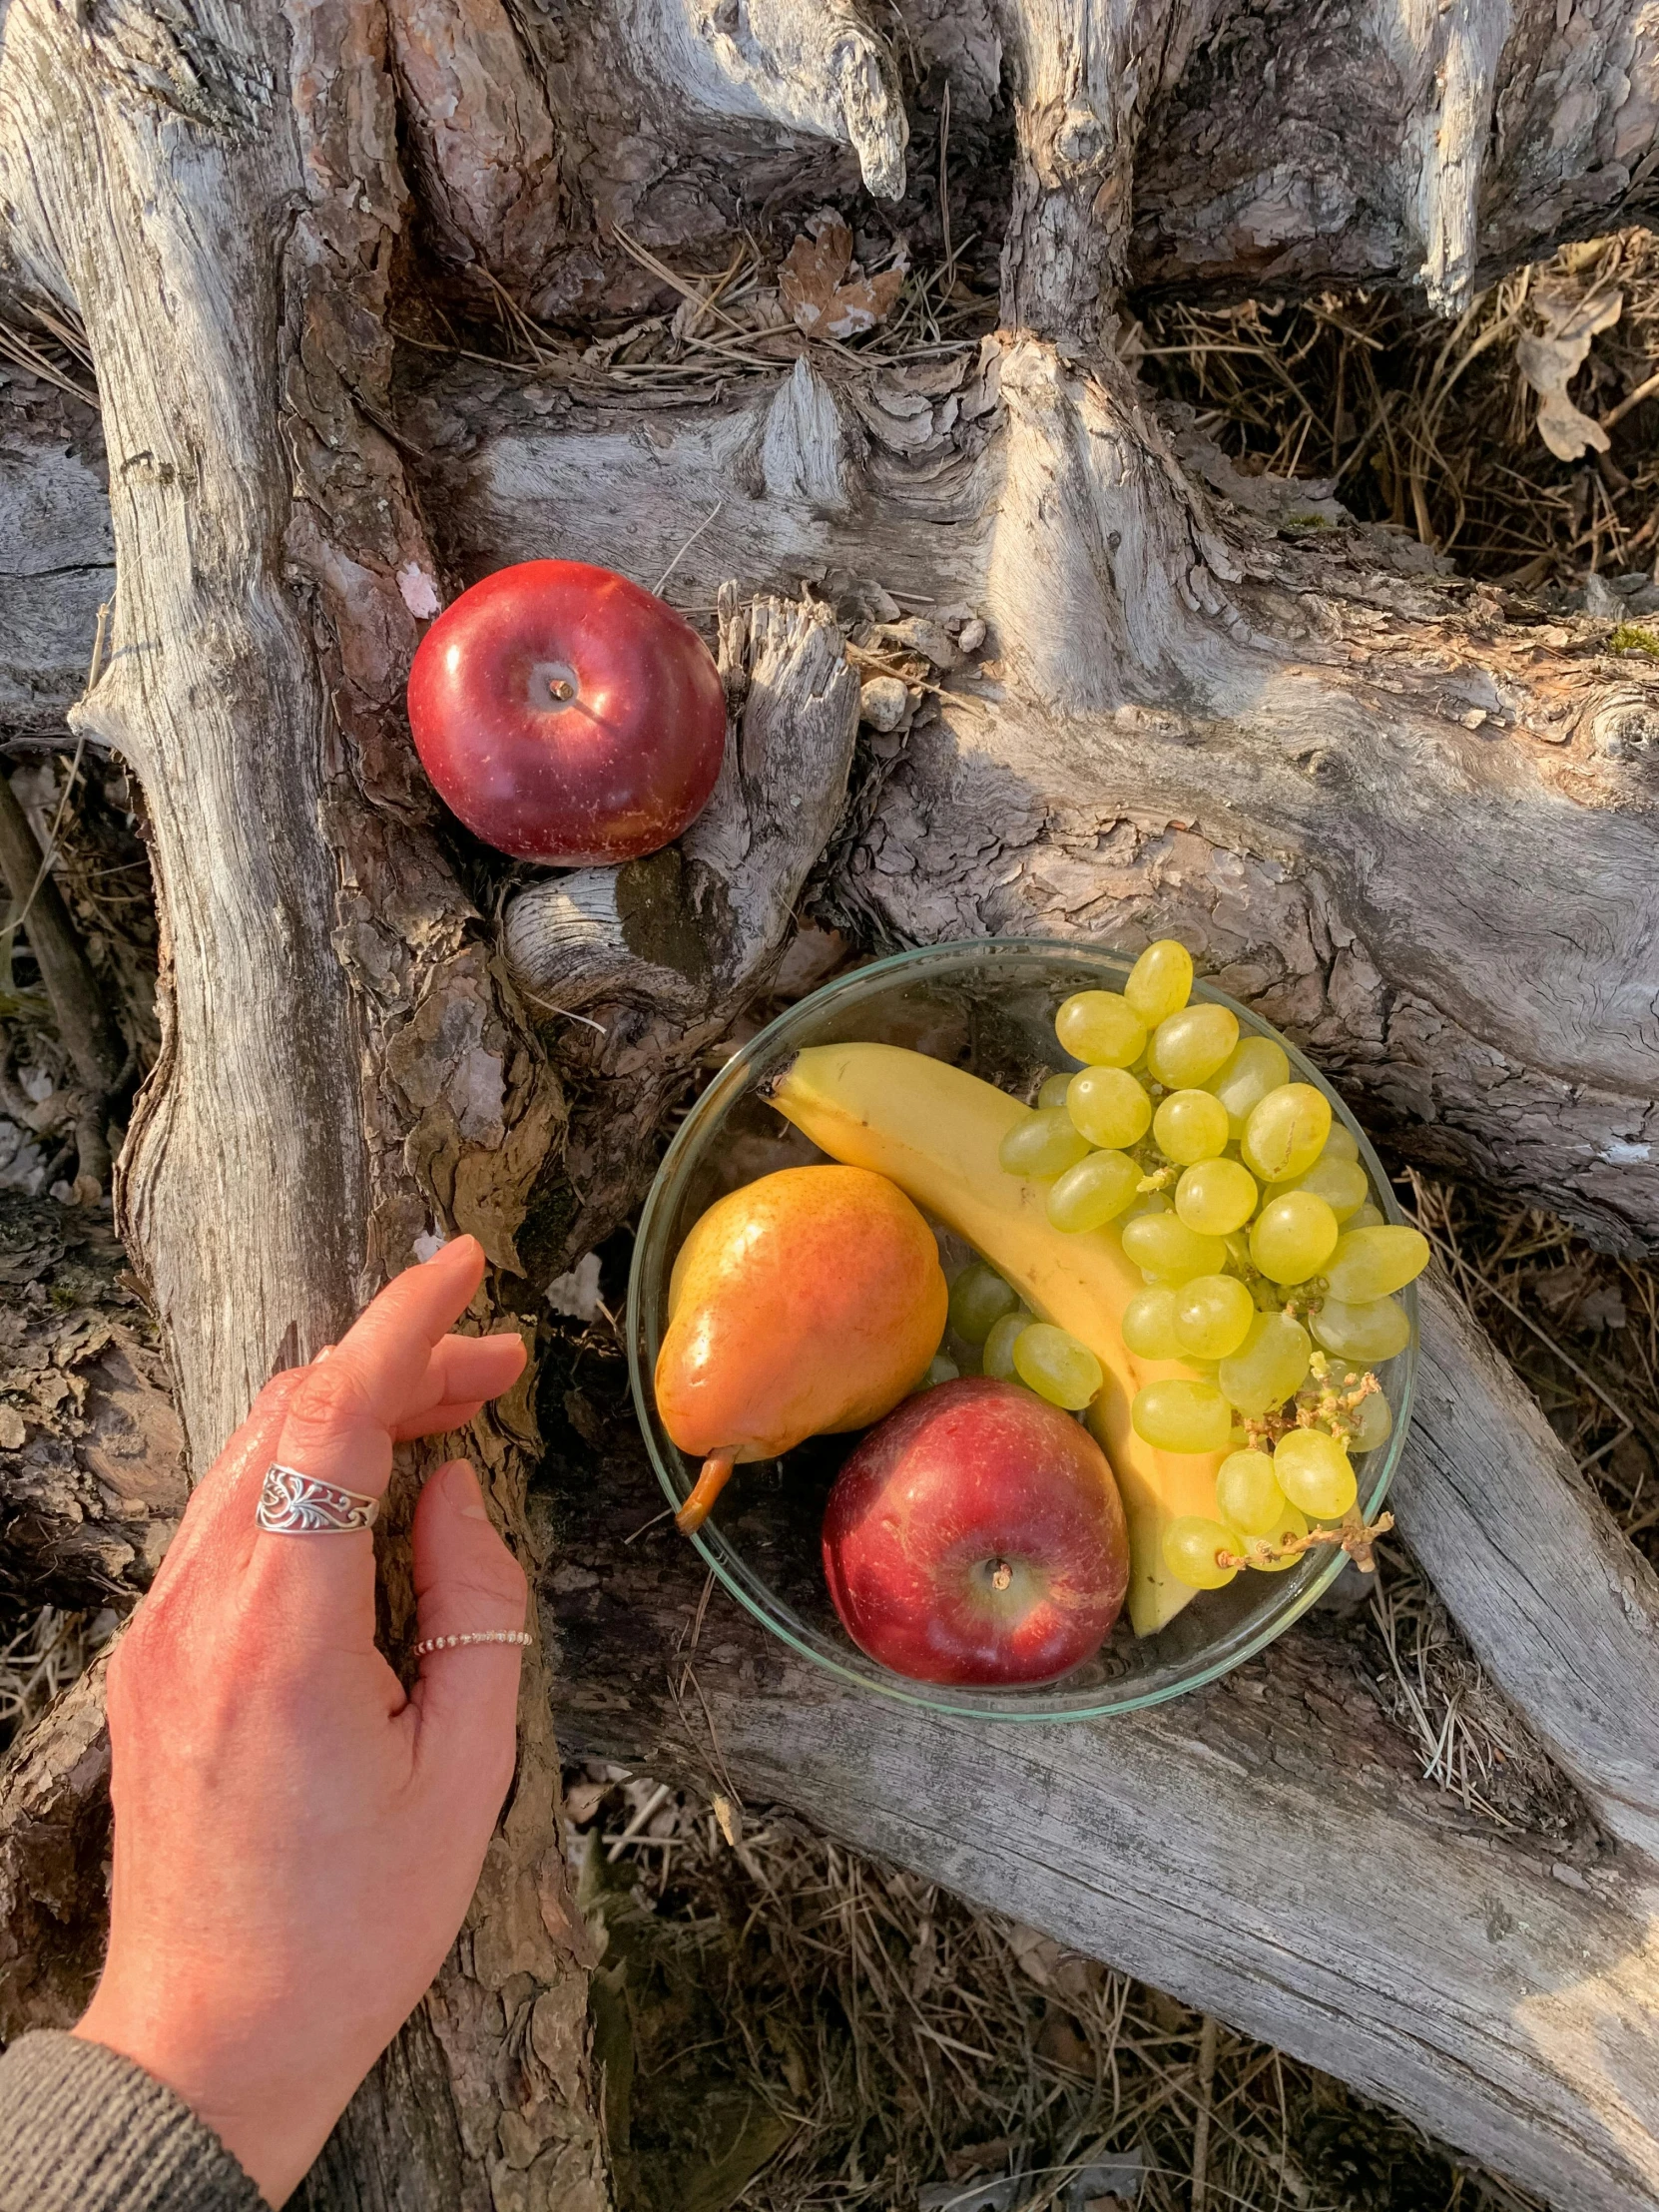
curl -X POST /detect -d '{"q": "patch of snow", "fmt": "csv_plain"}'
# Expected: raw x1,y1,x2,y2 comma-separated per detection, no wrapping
547,1252,605,1322
397,562,442,620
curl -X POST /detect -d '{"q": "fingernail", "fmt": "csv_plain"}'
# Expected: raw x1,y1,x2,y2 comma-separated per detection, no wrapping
444,1460,490,1519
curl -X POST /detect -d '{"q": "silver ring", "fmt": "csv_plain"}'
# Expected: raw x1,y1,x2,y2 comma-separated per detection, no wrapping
412,1630,531,1657
257,1463,380,1536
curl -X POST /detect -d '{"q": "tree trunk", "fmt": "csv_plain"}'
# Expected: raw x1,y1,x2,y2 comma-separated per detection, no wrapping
0,0,1657,2204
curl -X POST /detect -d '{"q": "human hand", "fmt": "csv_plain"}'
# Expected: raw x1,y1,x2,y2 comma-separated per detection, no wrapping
73,1235,530,2206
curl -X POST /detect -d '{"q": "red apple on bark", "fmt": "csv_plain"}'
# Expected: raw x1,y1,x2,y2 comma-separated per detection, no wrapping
406,559,726,865
822,1378,1129,1686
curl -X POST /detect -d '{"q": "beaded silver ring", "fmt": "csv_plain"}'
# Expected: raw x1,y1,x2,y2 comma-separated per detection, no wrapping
412,1629,532,1657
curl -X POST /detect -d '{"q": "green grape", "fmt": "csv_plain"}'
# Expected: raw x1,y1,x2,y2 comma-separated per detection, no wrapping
1207,1036,1292,1137
1124,938,1194,1025
1147,1003,1240,1089
948,1260,1021,1345
1250,1191,1340,1286
1122,1285,1181,1361
1215,1448,1288,1535
1277,1154,1370,1222
919,1355,960,1390
1163,1516,1242,1589
1175,1158,1258,1237
999,1107,1093,1179
1120,1212,1228,1286
1312,1296,1410,1364
1274,1427,1358,1517
1047,1148,1141,1232
1322,1122,1360,1163
1217,1311,1312,1414
1351,1202,1384,1230
1037,1071,1075,1109
1325,1225,1430,1302
1153,1088,1231,1165
1241,1083,1333,1183
1123,1188,1171,1222
1055,989,1147,1068
1350,1387,1393,1453
1132,1379,1234,1453
1014,1323,1104,1410
1244,1503,1311,1571
982,1311,1032,1379
1066,1066,1153,1149
1173,1274,1256,1360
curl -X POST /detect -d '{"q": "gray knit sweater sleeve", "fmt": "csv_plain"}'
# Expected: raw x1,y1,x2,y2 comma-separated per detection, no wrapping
0,2032,266,2210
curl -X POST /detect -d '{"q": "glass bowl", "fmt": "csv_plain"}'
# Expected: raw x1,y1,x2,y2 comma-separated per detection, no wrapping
627,937,1416,1719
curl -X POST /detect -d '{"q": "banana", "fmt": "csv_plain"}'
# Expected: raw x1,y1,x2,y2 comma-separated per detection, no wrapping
769,1042,1226,1635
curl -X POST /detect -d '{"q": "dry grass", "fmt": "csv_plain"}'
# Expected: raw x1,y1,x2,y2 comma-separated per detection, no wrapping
0,305,97,409
396,216,998,399
1137,232,1659,584
1400,1173,1659,1562
568,1766,1546,2212
0,1606,107,1751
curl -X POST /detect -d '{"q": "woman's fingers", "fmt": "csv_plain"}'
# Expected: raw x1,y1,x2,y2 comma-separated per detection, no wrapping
270,1237,490,1503
144,1370,306,1596
365,1335,527,1439
418,1331,526,1415
406,1462,527,1812
250,1239,527,1647
390,1398,486,1442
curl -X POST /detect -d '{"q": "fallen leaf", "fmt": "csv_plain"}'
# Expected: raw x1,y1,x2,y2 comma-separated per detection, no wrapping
780,214,904,341
1579,1283,1627,1330
1515,284,1622,460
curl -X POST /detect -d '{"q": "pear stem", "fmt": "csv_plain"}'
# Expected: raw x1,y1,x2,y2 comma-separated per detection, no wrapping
676,1447,738,1533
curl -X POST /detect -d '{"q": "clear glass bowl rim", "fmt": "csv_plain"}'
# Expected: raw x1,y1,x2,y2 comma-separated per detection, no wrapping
626,935,1417,1721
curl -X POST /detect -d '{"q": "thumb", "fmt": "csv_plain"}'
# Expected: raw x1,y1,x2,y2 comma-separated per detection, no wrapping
408,1460,529,1791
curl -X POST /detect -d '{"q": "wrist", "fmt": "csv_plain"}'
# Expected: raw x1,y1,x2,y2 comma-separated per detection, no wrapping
73,1995,311,2206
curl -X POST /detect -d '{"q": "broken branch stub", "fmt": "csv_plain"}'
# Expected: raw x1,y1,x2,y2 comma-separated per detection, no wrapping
504,588,859,1015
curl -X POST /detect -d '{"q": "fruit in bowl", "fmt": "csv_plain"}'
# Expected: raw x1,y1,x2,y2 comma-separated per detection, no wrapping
823,1378,1130,1686
769,938,1425,1648
654,1164,947,1531
638,934,1422,1707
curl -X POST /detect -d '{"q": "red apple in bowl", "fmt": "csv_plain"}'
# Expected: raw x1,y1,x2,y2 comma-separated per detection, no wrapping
822,1378,1129,1686
406,559,726,865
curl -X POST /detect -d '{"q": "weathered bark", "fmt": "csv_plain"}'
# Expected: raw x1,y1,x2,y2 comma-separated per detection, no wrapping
0,4,608,2205
0,1194,185,1605
0,377,111,737
1129,0,1659,305
0,0,1657,2202
426,344,1659,1260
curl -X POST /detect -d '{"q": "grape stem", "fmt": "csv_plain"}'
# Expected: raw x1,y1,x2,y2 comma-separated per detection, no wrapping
1221,1507,1394,1576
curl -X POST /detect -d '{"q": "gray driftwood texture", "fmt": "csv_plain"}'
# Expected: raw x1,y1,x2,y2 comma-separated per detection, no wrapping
0,0,1656,2204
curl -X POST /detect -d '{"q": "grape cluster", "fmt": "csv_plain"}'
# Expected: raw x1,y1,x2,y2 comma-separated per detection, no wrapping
961,940,1426,1592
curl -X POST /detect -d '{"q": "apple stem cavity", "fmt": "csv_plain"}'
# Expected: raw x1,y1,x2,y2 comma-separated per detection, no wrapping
527,659,581,712
990,1559,1013,1591
677,1446,738,1533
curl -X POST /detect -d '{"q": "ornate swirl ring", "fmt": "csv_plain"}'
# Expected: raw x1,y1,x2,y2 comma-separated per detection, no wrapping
256,1463,380,1536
